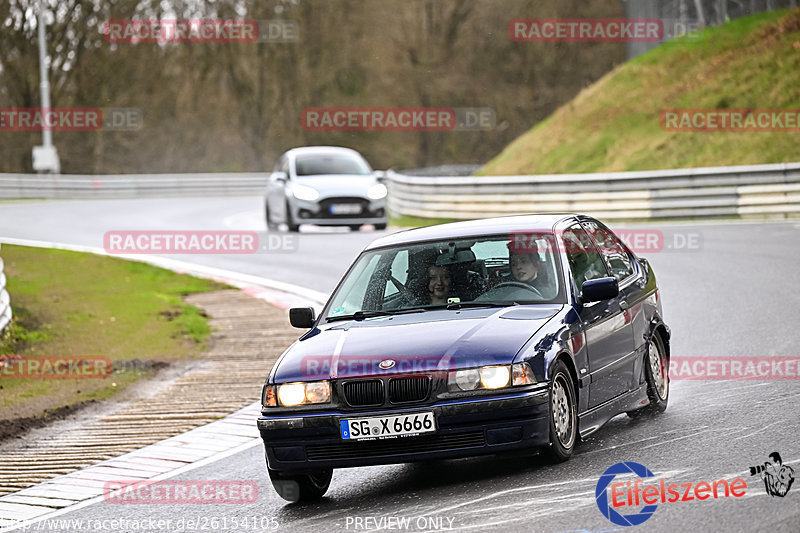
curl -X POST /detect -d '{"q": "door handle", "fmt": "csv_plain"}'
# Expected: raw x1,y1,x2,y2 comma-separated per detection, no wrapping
619,300,629,310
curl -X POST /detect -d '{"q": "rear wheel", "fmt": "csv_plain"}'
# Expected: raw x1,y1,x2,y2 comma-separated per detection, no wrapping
542,360,577,463
349,224,362,231
374,223,387,230
627,333,669,418
268,468,332,503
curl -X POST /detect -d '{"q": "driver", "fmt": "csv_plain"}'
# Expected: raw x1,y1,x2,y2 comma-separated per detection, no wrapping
510,250,540,285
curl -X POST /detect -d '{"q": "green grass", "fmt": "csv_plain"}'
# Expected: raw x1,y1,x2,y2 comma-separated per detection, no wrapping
390,214,459,228
0,245,229,419
479,9,800,176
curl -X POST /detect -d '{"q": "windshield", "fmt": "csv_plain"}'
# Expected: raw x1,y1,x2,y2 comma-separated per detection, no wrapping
325,233,565,319
295,154,371,176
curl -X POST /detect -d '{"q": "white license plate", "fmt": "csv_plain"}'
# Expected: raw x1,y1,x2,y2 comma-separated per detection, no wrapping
330,203,362,215
340,412,435,440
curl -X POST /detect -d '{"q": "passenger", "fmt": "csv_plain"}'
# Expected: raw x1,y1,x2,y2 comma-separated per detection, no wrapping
427,264,452,305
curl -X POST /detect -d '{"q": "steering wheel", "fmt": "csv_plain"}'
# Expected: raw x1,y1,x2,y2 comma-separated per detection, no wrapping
489,281,544,299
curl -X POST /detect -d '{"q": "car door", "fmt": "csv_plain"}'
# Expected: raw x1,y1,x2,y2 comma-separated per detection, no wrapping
580,217,648,378
561,222,635,409
267,155,290,221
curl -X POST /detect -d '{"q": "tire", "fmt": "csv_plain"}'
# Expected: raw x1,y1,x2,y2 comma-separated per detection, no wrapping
349,224,361,231
627,333,669,418
268,468,332,503
285,202,300,232
374,223,387,230
542,360,577,463
265,203,277,231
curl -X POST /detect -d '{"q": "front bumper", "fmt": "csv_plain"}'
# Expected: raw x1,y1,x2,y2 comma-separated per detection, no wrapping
258,387,550,471
290,197,387,226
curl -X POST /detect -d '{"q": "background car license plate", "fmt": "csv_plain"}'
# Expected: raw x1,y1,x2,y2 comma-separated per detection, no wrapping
340,412,435,440
330,203,361,215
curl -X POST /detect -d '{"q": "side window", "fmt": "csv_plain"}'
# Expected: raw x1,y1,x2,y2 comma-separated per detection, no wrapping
281,157,291,176
561,224,609,293
384,250,409,298
581,220,635,281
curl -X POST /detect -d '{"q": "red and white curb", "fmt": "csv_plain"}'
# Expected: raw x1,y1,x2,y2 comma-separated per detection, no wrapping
0,237,329,531
0,403,265,531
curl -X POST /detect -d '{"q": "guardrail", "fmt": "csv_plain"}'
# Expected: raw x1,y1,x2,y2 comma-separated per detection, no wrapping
385,162,800,220
0,244,11,335
0,173,268,198
2,162,799,220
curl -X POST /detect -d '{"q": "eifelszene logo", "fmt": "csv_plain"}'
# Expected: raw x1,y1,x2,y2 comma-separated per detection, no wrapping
595,462,748,527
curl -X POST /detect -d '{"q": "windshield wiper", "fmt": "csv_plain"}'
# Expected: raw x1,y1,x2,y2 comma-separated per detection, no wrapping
326,308,427,322
443,301,519,310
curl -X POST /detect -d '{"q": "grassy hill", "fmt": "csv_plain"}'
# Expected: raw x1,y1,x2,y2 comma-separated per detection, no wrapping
479,9,800,176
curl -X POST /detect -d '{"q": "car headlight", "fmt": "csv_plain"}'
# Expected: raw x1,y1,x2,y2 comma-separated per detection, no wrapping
448,363,536,392
292,184,320,202
267,381,331,407
367,183,388,200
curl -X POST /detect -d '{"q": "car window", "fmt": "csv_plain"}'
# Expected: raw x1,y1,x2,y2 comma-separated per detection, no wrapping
383,250,409,298
295,154,371,176
580,220,635,281
561,224,609,293
324,234,566,319
327,253,382,317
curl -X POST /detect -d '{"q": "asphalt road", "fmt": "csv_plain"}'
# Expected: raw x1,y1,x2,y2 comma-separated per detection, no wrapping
1,198,799,532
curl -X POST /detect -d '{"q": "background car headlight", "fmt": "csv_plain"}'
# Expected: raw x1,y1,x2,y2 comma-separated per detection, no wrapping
367,183,388,200
292,184,320,202
448,363,536,392
275,381,331,406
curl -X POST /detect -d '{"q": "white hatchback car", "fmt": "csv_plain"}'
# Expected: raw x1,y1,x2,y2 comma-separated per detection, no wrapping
265,146,388,232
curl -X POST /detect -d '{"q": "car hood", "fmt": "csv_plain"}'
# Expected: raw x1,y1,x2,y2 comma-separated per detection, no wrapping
272,306,561,382
293,175,377,197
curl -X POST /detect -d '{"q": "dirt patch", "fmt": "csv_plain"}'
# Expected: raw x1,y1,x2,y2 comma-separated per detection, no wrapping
0,400,100,442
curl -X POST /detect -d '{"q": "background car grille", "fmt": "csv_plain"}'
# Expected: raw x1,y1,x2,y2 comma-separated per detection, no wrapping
306,431,486,460
388,377,430,403
342,380,384,406
319,197,370,218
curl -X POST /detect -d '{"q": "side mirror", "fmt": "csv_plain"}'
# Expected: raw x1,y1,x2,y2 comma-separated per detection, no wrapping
373,170,386,182
289,307,315,328
272,171,288,182
582,277,619,303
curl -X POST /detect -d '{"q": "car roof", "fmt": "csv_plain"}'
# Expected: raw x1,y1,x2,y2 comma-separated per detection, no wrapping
284,146,363,158
365,214,584,250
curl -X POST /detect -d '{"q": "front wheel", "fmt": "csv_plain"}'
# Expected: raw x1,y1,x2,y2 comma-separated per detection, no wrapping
542,360,577,463
627,333,669,418
268,468,333,503
285,202,300,232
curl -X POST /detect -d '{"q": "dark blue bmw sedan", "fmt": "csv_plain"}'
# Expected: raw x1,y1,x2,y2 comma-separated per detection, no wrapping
258,214,670,502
